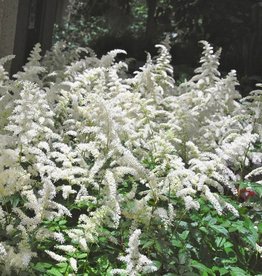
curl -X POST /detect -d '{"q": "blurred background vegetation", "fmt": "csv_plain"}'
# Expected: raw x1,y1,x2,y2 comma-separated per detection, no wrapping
54,0,262,95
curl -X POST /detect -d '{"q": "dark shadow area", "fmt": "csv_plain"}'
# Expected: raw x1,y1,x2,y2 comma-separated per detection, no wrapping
10,0,262,95
54,0,262,96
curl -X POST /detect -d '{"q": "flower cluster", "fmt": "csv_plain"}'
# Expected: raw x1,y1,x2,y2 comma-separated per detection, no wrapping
0,40,261,274
111,229,157,275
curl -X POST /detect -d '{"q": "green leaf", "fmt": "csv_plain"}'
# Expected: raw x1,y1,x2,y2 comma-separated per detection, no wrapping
56,262,67,268
10,195,21,207
223,241,233,249
55,263,68,273
229,221,247,234
215,237,225,248
210,224,228,236
153,260,162,270
258,223,262,234
154,240,162,253
171,238,182,248
179,230,189,240
245,234,257,247
47,267,64,276
203,215,217,225
178,249,187,264
200,226,208,234
211,266,228,275
221,257,237,265
142,239,155,249
230,266,250,276
191,260,214,275
32,262,53,273
58,219,67,225
223,241,234,254
76,253,88,259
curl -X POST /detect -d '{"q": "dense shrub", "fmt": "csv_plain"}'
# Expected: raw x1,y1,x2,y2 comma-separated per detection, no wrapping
0,41,261,275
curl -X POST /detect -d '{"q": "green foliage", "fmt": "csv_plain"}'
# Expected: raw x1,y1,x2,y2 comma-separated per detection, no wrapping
53,0,176,54
54,17,109,49
25,188,261,275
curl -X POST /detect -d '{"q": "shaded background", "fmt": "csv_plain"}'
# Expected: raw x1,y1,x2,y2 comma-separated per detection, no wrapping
1,0,262,95
55,0,262,94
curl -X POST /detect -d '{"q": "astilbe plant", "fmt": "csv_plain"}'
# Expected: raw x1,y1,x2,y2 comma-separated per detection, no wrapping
0,40,261,275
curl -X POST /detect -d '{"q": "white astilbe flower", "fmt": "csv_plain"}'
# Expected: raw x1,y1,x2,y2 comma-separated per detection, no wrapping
77,142,100,158
107,62,130,97
69,257,78,272
131,44,174,103
216,132,259,169
103,170,121,227
154,44,175,93
61,185,77,199
241,84,262,137
53,232,65,244
153,207,172,229
0,56,15,130
0,55,15,84
245,166,262,180
5,81,54,145
45,250,67,262
66,206,109,252
223,202,239,217
75,185,96,204
14,43,46,86
0,146,30,197
14,177,70,231
0,225,37,272
189,153,238,195
111,229,157,275
2,245,37,273
78,237,88,252
203,186,223,215
184,196,200,211
0,243,7,258
100,49,127,68
0,39,261,272
191,41,221,86
117,147,147,178
256,243,262,258
113,166,139,181
55,245,76,253
88,157,107,188
249,152,262,165
176,187,196,198
0,207,6,226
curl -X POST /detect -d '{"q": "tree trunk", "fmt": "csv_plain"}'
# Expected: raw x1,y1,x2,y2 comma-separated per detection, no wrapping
145,0,157,46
